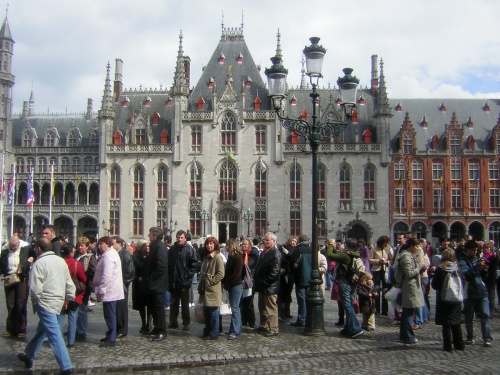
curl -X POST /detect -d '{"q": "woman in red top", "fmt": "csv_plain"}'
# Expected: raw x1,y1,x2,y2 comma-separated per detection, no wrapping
61,243,87,348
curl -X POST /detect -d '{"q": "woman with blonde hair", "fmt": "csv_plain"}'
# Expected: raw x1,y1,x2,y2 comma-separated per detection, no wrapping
222,239,244,339
431,248,465,352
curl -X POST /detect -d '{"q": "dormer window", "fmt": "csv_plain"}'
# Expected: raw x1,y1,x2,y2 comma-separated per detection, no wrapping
152,112,160,126
301,110,308,121
166,97,172,105
483,102,490,113
237,53,243,64
68,132,78,147
208,78,215,88
422,116,428,129
254,96,261,111
351,109,359,124
359,96,365,105
396,102,402,112
228,77,234,86
113,129,123,145
219,53,225,64
431,135,440,150
362,129,372,144
439,102,446,112
45,131,56,147
245,77,252,87
160,129,169,144
290,96,297,105
336,96,341,105
197,97,205,111
466,135,475,150
144,96,151,107
123,97,130,107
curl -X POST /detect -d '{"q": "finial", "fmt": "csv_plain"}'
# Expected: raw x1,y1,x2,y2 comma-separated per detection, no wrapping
241,10,244,30
275,29,282,58
221,11,224,31
6,3,8,17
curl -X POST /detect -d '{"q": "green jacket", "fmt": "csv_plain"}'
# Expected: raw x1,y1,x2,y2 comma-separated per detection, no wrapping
200,253,225,307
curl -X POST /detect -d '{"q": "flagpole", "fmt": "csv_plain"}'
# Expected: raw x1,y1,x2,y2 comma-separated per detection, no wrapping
49,164,53,224
0,152,5,245
10,163,15,237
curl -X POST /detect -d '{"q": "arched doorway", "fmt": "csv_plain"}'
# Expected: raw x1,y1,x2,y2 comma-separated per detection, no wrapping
217,207,239,244
449,221,466,241
430,221,448,245
488,221,500,248
348,224,368,243
78,216,98,240
411,221,428,240
468,221,484,241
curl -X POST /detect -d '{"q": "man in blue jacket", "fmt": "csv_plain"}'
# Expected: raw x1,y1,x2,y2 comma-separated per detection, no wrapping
459,240,492,347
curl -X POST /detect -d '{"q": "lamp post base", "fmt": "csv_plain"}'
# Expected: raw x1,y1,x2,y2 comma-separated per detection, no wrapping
304,275,325,336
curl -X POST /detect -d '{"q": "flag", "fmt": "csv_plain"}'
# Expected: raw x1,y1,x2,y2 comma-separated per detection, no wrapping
439,175,443,184
75,173,81,187
51,165,55,196
0,159,5,200
7,172,14,206
193,161,199,176
226,150,236,163
26,169,34,207
259,158,267,173
473,171,480,183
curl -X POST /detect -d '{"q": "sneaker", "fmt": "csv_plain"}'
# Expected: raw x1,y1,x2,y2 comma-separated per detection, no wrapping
465,339,475,345
2,331,11,337
189,303,195,307
17,332,26,338
183,325,190,331
404,338,418,345
484,340,492,347
88,301,96,307
334,321,345,327
349,330,364,339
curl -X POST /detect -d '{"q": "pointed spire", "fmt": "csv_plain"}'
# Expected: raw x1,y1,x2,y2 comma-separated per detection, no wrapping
0,12,13,42
275,29,282,59
374,58,391,117
171,30,189,96
98,62,115,119
300,55,307,90
29,83,34,115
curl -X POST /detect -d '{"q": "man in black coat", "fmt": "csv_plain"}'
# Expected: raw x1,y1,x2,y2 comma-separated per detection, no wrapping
167,230,200,331
254,232,281,337
41,225,61,256
144,227,169,341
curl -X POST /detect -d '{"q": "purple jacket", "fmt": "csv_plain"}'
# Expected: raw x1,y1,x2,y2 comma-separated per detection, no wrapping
93,248,124,302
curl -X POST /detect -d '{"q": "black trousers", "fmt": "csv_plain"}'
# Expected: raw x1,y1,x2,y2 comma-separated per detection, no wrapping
241,291,256,327
442,324,464,351
148,292,167,335
5,280,29,335
116,285,130,335
169,287,191,326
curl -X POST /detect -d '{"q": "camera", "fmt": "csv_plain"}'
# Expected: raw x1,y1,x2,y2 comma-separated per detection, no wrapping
66,299,80,311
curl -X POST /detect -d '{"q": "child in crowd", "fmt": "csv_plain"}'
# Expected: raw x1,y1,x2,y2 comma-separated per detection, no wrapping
357,272,377,331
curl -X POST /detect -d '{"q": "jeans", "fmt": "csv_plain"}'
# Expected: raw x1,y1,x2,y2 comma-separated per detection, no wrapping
164,291,171,308
102,301,117,342
76,303,88,336
400,307,417,343
325,272,333,290
203,306,220,339
66,308,77,346
24,304,72,371
413,306,423,328
295,286,308,325
464,296,492,342
338,279,362,336
228,284,243,336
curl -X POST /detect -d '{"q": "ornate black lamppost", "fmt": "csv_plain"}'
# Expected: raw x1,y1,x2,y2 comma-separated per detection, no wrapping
265,36,359,336
243,208,254,237
166,219,177,235
201,208,211,237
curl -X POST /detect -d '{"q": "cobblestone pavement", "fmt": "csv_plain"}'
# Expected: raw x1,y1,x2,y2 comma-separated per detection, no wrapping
1,289,499,375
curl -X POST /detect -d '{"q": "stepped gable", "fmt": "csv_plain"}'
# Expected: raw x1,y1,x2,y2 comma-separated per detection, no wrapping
188,25,268,112
388,98,500,152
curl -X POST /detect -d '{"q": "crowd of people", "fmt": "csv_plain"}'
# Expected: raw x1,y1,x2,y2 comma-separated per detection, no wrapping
1,225,499,373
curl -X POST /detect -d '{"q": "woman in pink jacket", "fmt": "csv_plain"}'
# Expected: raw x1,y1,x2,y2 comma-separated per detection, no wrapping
93,236,124,347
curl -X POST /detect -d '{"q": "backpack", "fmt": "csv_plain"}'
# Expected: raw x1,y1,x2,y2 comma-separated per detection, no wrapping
441,271,463,304
389,255,404,288
345,252,365,284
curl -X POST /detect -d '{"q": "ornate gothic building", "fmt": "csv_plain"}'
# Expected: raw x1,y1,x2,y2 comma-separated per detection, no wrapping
2,15,500,246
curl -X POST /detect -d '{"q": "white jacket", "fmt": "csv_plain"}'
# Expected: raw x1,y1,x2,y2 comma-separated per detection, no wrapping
29,251,75,314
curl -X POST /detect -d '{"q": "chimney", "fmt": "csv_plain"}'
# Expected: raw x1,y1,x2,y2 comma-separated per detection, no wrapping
114,58,123,103
370,54,379,96
86,98,93,121
22,100,28,120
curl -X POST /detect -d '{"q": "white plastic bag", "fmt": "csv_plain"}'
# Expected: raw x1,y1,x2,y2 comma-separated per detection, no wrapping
385,287,401,303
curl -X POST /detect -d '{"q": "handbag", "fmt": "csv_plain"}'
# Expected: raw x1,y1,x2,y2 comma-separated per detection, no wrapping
384,286,401,303
219,303,232,315
242,287,252,298
72,262,86,294
197,278,206,294
353,293,360,314
4,262,22,287
194,304,205,324
4,273,21,287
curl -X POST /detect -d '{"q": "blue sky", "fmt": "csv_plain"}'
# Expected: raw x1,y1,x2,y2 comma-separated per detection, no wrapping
6,0,500,114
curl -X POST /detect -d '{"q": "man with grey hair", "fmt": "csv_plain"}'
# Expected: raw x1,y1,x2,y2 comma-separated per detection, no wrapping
254,232,281,337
